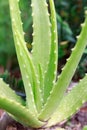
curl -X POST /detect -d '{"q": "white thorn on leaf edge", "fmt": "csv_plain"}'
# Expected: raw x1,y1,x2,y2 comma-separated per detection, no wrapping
31,3,34,7
32,13,34,17
76,35,80,39
81,23,85,27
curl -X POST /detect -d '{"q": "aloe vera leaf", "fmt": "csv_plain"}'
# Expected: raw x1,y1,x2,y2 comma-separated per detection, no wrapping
0,78,24,104
47,75,87,127
39,14,87,120
38,64,44,99
9,0,36,114
9,0,42,113
43,0,58,104
0,97,44,128
31,0,51,79
15,27,43,112
0,79,44,127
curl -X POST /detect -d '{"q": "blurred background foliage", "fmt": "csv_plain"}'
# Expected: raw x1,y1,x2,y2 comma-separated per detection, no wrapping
0,0,87,88
0,1,15,68
0,0,32,70
54,0,87,79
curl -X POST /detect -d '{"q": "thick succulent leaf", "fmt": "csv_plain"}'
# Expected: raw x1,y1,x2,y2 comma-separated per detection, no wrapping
43,0,58,104
14,29,43,113
39,14,87,120
0,79,44,128
31,0,51,79
0,97,44,128
0,78,24,104
38,64,44,100
47,75,87,127
9,0,42,113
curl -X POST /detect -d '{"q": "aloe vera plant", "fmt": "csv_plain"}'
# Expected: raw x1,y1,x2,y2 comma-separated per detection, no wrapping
0,0,87,129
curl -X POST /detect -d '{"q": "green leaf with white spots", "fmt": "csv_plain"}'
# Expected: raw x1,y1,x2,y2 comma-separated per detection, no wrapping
38,64,44,100
9,0,42,114
14,28,42,113
39,14,87,120
1,0,87,129
0,97,44,128
31,0,51,80
43,0,58,104
0,78,24,104
0,78,44,127
47,75,87,127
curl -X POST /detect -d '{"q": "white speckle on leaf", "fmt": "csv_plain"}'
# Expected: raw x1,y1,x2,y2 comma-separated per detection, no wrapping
66,58,70,62
82,100,85,104
47,13,50,16
31,50,33,53
31,3,34,7
81,23,85,27
10,7,13,10
26,75,29,79
19,11,21,14
32,42,34,46
76,107,79,111
45,3,48,7
44,70,47,74
32,13,34,17
49,23,52,27
23,32,25,36
37,80,40,84
54,40,56,43
71,47,75,51
12,19,15,22
32,33,35,36
28,83,31,87
54,30,56,33
54,71,56,75
20,52,22,56
32,24,34,28
53,80,55,84
21,22,23,25
23,65,26,68
54,50,56,54
76,35,80,39
54,61,56,65
50,90,53,95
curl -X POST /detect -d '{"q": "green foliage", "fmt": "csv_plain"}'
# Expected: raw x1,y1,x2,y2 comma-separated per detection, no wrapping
19,0,32,44
0,70,24,93
55,0,87,80
0,0,32,68
0,0,15,67
55,0,85,35
0,0,87,129
83,126,87,130
56,13,74,43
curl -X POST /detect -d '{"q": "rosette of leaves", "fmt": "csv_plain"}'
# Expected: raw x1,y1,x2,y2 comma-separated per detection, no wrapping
0,0,87,129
